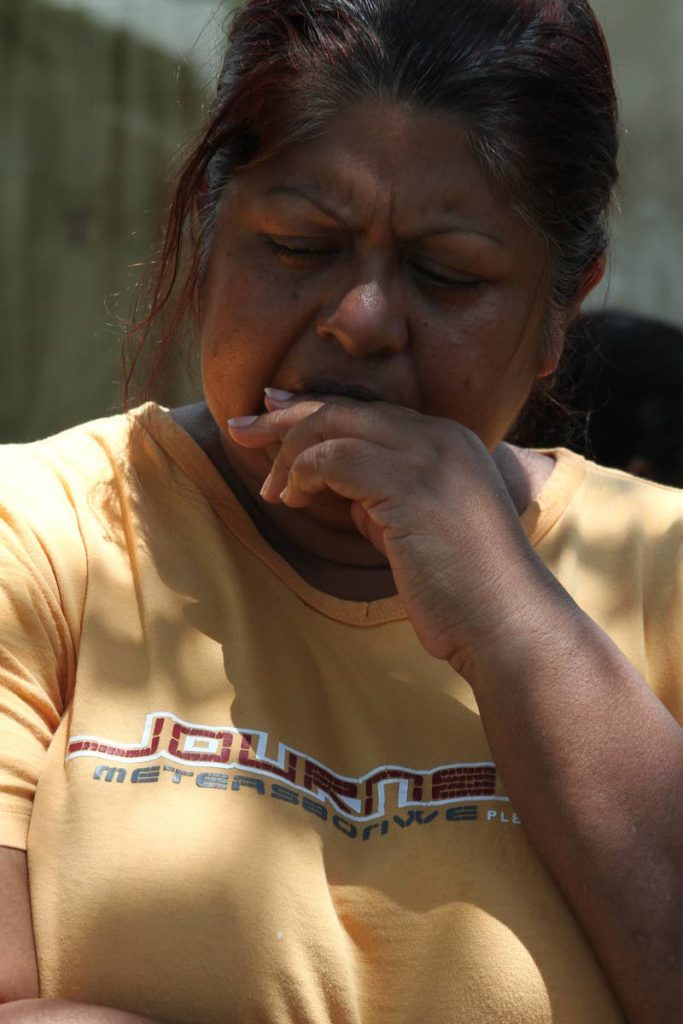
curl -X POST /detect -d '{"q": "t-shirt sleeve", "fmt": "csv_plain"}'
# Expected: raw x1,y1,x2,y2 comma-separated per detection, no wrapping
645,502,683,725
0,459,82,850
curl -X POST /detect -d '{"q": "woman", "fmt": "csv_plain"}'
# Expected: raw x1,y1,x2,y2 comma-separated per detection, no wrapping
0,2,681,1022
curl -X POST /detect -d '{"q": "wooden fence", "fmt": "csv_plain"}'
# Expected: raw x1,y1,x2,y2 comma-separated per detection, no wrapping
1,0,208,442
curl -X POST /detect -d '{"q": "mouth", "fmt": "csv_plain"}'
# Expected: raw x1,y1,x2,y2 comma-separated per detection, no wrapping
291,379,382,402
257,379,393,415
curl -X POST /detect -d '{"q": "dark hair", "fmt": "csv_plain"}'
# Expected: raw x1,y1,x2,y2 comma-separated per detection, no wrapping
124,0,619,406
520,311,683,486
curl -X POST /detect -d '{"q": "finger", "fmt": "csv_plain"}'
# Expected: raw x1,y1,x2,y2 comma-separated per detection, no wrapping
227,392,418,450
263,391,422,429
258,400,419,501
228,395,417,460
226,397,327,449
275,437,394,509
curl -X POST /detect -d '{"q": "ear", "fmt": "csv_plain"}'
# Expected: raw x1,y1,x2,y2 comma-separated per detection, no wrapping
574,253,607,309
536,254,608,380
536,323,564,380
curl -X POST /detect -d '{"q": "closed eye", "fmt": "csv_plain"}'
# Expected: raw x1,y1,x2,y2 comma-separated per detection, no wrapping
266,236,340,261
407,259,485,289
266,236,485,289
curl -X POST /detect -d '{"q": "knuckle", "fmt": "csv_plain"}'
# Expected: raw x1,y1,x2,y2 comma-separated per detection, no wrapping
313,438,336,473
317,402,338,431
291,438,334,486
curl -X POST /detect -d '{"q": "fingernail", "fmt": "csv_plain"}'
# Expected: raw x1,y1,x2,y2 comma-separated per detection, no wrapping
228,415,259,428
264,387,295,401
259,472,272,497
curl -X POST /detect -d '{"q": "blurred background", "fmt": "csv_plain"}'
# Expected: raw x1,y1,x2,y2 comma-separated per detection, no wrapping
1,0,682,482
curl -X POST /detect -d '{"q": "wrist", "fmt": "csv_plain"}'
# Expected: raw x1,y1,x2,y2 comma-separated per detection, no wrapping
448,557,580,688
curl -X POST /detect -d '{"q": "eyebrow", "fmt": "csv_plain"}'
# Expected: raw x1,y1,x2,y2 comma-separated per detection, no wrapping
261,185,505,248
263,186,353,228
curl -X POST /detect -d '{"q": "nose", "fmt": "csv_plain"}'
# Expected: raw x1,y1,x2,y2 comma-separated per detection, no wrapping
315,268,408,355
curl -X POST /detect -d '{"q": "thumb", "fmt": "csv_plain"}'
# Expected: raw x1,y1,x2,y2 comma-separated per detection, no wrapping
350,500,389,558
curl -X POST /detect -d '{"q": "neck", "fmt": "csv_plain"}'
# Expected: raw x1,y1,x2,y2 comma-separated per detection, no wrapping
171,402,555,577
171,402,394,574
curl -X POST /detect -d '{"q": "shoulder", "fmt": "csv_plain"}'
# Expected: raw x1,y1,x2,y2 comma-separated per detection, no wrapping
578,456,683,533
0,403,162,507
547,452,683,615
525,445,683,581
0,404,169,561
0,407,135,480
523,443,683,529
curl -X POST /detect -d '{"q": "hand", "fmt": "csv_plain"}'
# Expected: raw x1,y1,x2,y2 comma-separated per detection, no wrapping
228,391,544,669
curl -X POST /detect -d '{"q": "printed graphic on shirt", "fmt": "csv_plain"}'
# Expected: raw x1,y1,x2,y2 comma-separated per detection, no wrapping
66,710,511,823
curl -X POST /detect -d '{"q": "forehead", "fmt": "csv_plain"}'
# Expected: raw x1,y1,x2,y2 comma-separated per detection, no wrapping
229,99,535,250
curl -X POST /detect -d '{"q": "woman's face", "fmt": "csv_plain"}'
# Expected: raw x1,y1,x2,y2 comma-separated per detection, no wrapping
199,99,556,499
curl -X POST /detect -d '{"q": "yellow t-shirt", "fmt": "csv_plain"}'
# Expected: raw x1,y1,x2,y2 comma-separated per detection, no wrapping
0,403,681,1024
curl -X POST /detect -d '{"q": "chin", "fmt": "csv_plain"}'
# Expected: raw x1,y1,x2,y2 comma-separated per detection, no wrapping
291,489,357,530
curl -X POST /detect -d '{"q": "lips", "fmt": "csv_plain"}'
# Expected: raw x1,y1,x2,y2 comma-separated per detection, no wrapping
292,379,382,402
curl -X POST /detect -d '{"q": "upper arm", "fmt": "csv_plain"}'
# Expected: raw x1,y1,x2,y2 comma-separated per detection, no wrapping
0,847,39,1004
0,471,80,1004
0,476,78,856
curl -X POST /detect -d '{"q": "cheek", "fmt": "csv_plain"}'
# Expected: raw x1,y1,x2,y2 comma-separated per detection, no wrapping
199,283,308,420
415,309,543,441
200,266,274,372
203,262,266,338
414,311,498,395
202,246,317,358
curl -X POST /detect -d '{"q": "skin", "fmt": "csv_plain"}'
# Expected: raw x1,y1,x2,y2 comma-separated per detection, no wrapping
4,101,680,1024
180,99,683,1023
193,100,569,593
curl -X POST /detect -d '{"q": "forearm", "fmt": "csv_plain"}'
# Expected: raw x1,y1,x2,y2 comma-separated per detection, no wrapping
0,1000,165,1024
456,570,683,1024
